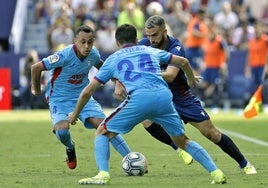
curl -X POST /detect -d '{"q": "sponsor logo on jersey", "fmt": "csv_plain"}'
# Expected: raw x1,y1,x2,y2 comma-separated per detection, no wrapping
48,54,60,64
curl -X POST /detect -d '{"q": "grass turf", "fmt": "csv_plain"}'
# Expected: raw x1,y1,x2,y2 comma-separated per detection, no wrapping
0,109,268,188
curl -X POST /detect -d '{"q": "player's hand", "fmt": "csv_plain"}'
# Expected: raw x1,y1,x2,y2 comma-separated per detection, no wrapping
195,75,203,83
68,112,78,125
114,81,127,101
31,85,41,96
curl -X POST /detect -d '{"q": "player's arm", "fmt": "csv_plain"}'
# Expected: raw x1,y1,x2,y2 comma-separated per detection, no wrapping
170,55,196,87
114,80,127,101
94,59,104,70
161,65,180,83
31,61,46,96
69,79,101,125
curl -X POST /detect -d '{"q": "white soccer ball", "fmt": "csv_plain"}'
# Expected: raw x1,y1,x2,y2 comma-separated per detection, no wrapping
122,152,148,176
146,1,163,16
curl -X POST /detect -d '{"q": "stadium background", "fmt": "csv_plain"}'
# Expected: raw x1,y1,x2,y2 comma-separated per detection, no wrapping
0,0,267,110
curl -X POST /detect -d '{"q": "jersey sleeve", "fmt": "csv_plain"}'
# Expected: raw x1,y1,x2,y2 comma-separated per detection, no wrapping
94,56,114,84
154,48,172,65
42,51,66,70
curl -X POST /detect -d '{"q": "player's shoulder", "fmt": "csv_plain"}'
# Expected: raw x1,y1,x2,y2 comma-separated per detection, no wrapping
138,38,151,46
167,36,185,56
91,46,99,53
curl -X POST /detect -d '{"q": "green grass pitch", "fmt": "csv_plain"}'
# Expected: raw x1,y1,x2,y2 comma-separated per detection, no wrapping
0,109,268,188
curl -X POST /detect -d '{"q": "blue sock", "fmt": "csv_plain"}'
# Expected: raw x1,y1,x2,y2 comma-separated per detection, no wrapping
186,141,217,173
110,134,131,157
94,135,110,172
55,129,74,149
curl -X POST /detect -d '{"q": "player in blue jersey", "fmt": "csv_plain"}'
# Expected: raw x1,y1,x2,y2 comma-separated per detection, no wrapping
69,23,226,185
31,25,131,170
129,15,256,174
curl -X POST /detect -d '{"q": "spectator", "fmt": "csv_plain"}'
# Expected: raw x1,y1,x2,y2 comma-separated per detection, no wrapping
72,3,96,32
213,1,239,45
162,0,191,42
43,0,67,25
207,0,231,17
19,49,47,109
95,0,117,31
50,17,74,52
199,22,229,108
245,22,268,92
230,19,255,50
241,0,268,23
184,7,208,75
117,1,145,39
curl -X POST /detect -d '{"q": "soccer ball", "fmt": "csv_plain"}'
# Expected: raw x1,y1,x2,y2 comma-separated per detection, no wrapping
121,152,148,176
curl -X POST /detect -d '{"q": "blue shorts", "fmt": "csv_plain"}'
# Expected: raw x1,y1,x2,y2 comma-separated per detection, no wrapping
102,88,185,137
202,68,220,84
49,97,105,129
251,66,264,86
173,94,210,124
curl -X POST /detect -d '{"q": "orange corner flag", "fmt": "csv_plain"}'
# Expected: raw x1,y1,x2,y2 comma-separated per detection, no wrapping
243,85,263,119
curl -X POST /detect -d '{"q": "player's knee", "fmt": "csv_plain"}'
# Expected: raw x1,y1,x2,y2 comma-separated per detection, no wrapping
54,120,70,130
55,129,70,143
142,120,153,128
95,124,107,136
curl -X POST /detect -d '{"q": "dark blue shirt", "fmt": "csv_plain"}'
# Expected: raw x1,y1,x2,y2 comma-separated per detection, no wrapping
138,36,190,102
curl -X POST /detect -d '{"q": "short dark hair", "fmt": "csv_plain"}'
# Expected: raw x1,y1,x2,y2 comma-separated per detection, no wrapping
145,15,166,30
115,24,137,45
75,25,94,36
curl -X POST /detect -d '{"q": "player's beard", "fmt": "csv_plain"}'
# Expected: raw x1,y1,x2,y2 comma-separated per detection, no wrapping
151,34,165,49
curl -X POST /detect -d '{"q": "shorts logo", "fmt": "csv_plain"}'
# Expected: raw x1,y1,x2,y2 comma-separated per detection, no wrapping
49,55,60,64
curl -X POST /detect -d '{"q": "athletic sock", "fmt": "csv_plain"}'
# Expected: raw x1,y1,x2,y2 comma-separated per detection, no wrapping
145,123,178,150
55,129,74,149
94,135,110,172
216,133,247,168
110,134,131,157
186,140,217,172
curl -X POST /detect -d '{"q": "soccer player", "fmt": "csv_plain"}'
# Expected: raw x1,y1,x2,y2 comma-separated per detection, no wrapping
31,25,131,170
134,15,256,174
69,23,226,185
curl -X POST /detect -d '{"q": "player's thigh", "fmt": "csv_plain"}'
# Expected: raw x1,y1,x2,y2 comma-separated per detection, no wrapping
80,98,106,129
49,101,74,127
105,99,150,134
150,105,185,137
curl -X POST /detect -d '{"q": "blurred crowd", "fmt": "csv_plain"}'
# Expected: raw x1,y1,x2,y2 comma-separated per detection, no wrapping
20,0,268,109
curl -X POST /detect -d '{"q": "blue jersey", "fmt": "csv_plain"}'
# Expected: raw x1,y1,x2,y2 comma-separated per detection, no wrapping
95,44,184,136
139,36,209,123
95,45,172,94
42,45,101,103
42,45,105,127
139,36,190,100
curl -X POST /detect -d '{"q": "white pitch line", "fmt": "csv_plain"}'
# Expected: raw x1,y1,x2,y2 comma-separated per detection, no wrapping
219,128,268,147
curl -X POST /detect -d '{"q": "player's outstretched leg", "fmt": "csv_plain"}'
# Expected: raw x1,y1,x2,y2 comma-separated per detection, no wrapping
110,134,131,157
78,135,110,185
184,140,226,184
216,133,257,174
144,122,193,165
55,129,77,169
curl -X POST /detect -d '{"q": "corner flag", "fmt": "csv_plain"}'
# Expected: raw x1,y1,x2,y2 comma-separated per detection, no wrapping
243,85,263,119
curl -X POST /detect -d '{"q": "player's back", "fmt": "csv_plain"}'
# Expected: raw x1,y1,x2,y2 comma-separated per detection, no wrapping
98,45,171,94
